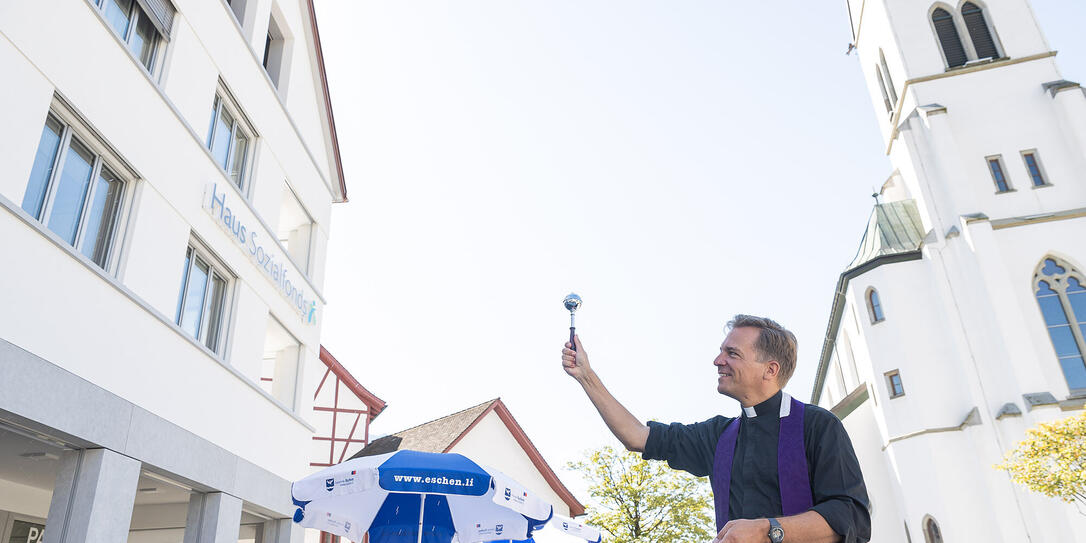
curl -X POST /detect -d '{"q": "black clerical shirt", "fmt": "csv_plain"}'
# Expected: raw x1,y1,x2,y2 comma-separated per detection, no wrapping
643,391,871,543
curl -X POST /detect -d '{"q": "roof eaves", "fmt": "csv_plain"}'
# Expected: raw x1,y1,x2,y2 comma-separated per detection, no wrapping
490,400,586,517
304,0,348,203
810,250,923,404
319,346,387,416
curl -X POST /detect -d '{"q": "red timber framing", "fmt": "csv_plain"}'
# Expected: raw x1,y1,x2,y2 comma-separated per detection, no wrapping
311,346,386,468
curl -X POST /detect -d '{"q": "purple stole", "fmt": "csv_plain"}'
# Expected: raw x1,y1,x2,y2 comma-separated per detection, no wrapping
711,393,813,532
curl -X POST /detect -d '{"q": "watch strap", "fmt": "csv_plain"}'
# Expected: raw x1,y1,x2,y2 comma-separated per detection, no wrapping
768,518,784,543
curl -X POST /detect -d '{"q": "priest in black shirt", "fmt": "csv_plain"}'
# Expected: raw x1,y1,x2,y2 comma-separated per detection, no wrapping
561,314,871,543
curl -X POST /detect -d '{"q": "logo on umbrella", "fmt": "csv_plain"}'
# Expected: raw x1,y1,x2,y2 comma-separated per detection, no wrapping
325,478,335,491
563,522,569,530
344,521,351,532
504,488,511,500
495,524,504,535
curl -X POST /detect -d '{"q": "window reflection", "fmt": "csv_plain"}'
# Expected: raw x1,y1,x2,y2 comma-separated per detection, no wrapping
46,138,95,244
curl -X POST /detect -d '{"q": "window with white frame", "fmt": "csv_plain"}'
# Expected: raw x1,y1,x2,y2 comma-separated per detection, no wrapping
261,316,300,408
278,185,314,273
206,92,253,189
176,245,231,353
92,0,174,73
21,110,129,270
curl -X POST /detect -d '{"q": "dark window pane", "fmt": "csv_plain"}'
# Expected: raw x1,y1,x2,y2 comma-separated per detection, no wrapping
876,67,893,113
264,33,273,68
102,0,134,38
962,2,999,59
881,52,898,104
1024,154,1045,186
129,6,158,71
204,273,227,351
1037,294,1068,326
933,8,968,68
988,159,1008,192
79,167,124,267
46,138,95,244
1059,357,1086,391
206,96,221,147
176,247,192,322
1047,326,1081,357
22,116,64,218
179,257,210,339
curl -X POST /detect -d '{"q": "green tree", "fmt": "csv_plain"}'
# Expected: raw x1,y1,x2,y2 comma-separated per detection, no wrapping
568,445,715,542
996,411,1086,513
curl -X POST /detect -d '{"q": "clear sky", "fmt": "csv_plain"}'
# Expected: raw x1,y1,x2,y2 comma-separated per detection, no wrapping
312,0,1086,536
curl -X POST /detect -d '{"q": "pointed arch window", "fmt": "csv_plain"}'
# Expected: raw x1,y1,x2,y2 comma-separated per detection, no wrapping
932,8,968,68
962,2,1000,60
867,288,885,323
879,50,898,105
923,516,944,543
876,66,894,115
1033,256,1086,393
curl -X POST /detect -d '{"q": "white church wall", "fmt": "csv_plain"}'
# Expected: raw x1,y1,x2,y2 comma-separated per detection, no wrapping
839,401,907,543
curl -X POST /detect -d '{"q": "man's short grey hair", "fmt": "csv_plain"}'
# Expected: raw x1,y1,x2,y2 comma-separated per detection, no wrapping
726,314,798,386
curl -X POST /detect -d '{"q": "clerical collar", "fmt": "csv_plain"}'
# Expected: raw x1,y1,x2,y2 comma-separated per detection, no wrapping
741,390,787,418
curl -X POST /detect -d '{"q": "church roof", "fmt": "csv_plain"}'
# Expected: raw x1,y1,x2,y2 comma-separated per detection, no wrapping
847,200,925,270
810,199,926,405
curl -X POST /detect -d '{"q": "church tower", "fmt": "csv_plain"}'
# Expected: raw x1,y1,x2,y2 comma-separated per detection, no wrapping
812,1,1086,542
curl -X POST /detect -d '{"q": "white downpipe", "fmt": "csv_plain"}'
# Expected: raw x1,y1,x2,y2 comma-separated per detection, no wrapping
417,494,426,543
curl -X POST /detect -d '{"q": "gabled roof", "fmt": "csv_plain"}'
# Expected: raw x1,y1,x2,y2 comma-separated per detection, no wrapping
810,200,926,405
318,346,386,416
352,399,586,516
303,0,348,202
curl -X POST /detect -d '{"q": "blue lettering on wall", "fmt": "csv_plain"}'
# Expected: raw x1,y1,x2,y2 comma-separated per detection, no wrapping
206,183,317,325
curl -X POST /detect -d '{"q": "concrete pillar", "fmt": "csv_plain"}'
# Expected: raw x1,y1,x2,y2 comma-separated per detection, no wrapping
43,448,141,543
183,492,242,543
262,518,304,543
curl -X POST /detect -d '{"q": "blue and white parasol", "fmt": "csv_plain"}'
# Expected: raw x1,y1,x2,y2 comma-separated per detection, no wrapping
494,514,603,543
292,450,553,543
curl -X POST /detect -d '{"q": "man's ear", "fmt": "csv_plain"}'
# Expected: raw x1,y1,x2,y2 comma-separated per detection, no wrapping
764,360,780,382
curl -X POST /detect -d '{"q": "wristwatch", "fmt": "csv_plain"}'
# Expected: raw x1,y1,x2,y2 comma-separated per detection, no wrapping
767,518,784,543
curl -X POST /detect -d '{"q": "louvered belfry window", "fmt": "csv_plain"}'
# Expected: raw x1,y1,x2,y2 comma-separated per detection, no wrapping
932,8,968,68
962,2,999,60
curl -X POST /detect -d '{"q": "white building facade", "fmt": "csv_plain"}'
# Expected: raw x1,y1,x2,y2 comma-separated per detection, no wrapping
812,1,1086,542
0,0,347,541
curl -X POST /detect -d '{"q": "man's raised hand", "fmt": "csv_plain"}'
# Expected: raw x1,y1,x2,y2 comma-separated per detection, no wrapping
562,335,591,381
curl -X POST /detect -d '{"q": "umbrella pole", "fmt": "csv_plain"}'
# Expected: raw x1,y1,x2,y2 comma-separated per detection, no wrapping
417,494,426,543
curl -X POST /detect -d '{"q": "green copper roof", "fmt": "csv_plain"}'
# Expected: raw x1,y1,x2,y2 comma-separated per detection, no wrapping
847,200,925,271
